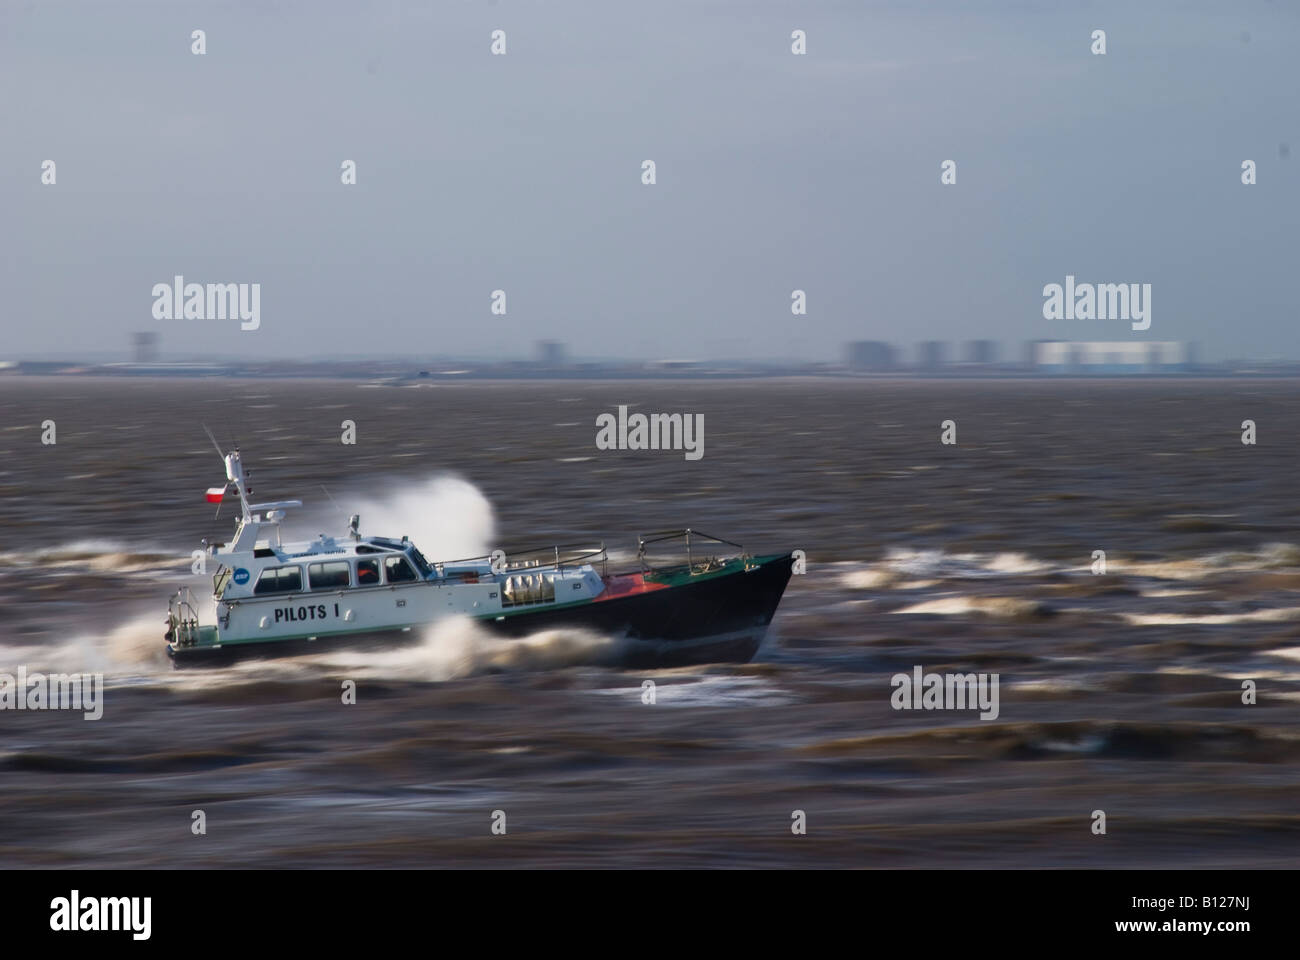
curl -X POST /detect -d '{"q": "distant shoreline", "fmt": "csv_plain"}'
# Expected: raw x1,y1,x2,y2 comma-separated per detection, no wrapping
2,372,1297,387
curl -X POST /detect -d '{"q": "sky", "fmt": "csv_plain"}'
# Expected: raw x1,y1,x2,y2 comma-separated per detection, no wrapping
3,0,1297,363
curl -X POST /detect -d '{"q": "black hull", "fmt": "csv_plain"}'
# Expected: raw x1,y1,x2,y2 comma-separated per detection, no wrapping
485,552,794,665
169,553,794,669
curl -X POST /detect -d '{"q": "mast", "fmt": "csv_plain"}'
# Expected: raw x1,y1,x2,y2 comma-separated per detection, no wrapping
221,449,302,550
224,450,253,521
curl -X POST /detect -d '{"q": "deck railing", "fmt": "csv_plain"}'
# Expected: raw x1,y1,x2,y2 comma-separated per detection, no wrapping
167,587,202,647
636,529,751,575
436,542,609,579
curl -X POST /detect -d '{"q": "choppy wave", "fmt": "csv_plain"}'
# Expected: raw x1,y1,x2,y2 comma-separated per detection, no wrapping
0,610,623,688
890,595,1056,619
14,530,1300,595
588,673,794,708
293,616,622,682
0,539,182,574
835,542,1300,592
804,720,1300,763
0,611,174,675
1122,606,1300,627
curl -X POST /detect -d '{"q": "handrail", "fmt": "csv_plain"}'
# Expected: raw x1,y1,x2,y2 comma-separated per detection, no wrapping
435,542,609,577
168,587,202,647
636,528,749,575
637,528,745,552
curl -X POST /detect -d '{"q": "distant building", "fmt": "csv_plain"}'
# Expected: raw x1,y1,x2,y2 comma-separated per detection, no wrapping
963,340,998,365
132,332,159,364
1032,341,1190,374
536,340,567,366
1025,339,1054,367
845,341,896,371
916,341,946,371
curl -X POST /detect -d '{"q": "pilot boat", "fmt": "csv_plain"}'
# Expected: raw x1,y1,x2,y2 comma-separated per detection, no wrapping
165,448,794,667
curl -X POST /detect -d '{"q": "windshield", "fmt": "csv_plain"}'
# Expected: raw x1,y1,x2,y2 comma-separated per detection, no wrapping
407,546,432,577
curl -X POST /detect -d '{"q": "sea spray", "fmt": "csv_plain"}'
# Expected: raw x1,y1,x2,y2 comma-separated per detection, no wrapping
308,616,622,682
0,611,172,677
301,473,496,562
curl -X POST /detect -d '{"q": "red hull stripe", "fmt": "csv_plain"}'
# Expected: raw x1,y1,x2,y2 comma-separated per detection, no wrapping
595,572,668,601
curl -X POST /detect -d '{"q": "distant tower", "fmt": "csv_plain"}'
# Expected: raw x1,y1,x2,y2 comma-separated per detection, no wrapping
536,340,567,366
964,340,998,365
917,341,946,371
132,332,159,363
845,341,896,371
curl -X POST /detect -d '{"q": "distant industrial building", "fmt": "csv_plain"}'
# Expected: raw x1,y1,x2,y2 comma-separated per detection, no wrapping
1031,341,1190,374
916,341,947,371
132,332,159,363
535,340,567,366
963,340,998,365
845,341,897,371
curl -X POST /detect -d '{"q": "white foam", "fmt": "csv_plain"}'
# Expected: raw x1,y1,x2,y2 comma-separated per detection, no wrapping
891,595,1044,618
892,596,976,615
840,568,899,590
877,548,1052,580
1122,606,1300,626
1,611,172,677
0,539,179,572
590,674,792,708
290,616,620,682
982,552,1051,575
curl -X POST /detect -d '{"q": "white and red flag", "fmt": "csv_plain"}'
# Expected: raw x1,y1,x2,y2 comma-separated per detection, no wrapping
205,486,227,504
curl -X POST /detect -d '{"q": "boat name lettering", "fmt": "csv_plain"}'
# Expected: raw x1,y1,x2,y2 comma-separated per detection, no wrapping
273,604,335,623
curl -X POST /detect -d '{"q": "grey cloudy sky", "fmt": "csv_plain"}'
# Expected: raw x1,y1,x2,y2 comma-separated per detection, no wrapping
3,0,1297,362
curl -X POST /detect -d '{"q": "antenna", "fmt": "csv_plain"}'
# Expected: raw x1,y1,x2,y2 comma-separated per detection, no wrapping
201,426,255,521
201,423,225,460
203,424,229,519
320,484,349,529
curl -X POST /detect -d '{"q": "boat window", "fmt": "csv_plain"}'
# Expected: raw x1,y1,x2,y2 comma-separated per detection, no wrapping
356,559,380,585
308,561,351,590
407,546,433,577
253,565,303,595
384,554,417,583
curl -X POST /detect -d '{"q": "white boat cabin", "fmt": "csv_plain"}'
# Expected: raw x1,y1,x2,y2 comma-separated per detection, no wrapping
171,450,605,649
